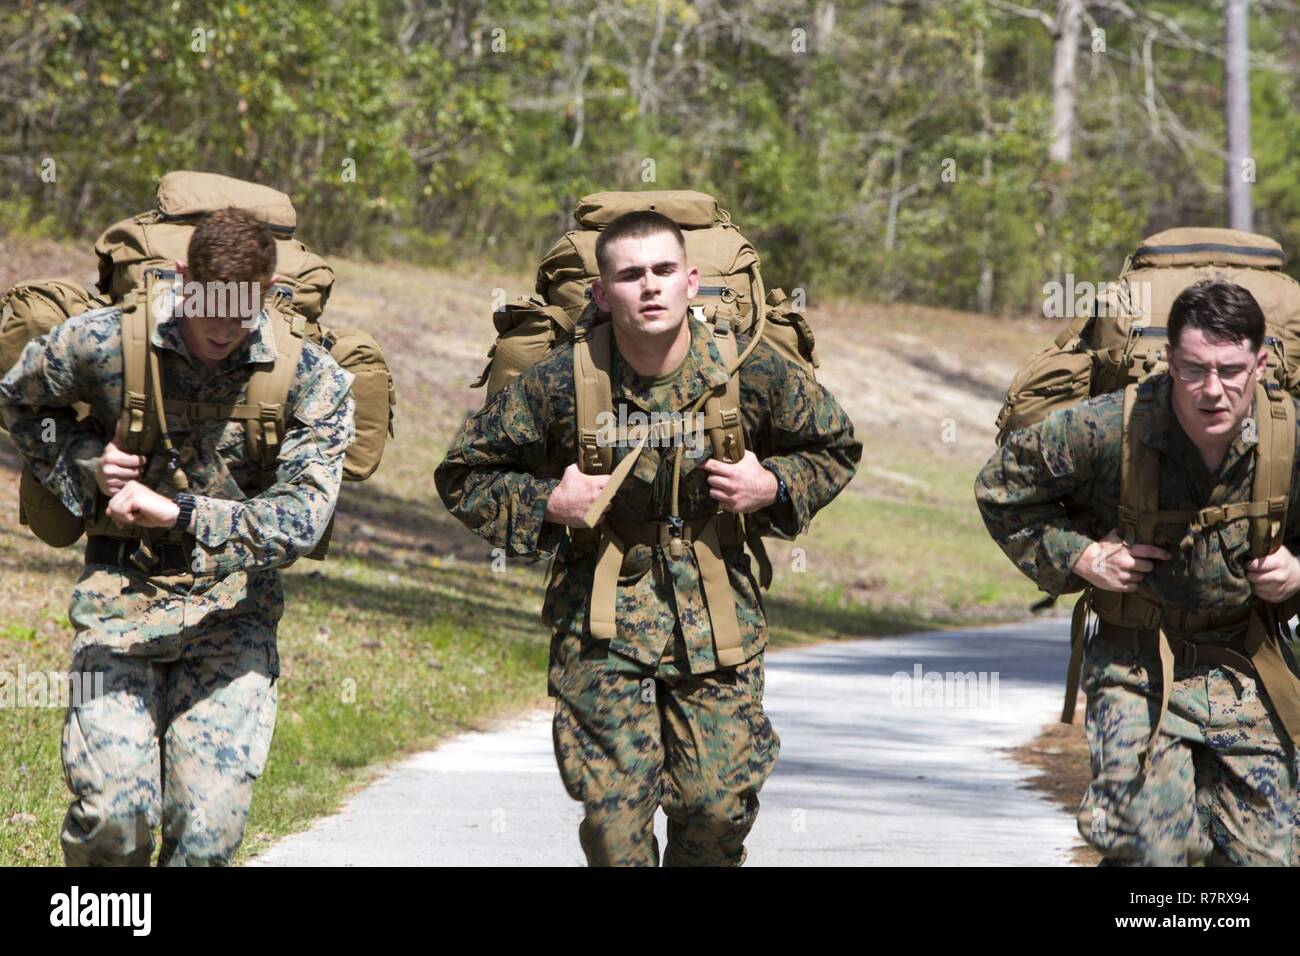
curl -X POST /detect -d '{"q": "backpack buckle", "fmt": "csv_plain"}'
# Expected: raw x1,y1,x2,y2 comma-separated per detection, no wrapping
1179,640,1198,668
1195,505,1225,528
128,539,159,574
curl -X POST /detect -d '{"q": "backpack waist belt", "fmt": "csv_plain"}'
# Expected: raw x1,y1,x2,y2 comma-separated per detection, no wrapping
586,512,746,668
86,534,195,576
1065,588,1300,763
1093,619,1257,676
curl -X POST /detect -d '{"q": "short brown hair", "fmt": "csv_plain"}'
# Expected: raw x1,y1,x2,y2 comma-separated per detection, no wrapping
594,210,686,276
1168,279,1266,353
186,207,276,285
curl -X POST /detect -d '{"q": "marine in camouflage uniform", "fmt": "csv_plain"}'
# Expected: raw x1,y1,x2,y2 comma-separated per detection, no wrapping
975,372,1298,865
436,316,860,866
0,299,354,866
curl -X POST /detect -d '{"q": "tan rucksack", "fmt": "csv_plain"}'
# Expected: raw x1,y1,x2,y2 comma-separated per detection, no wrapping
996,227,1300,443
4,180,398,558
1057,379,1300,758
94,170,335,321
990,227,1300,751
474,189,819,399
471,190,822,655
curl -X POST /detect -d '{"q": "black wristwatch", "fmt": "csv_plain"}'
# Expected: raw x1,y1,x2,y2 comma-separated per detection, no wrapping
172,493,196,532
761,463,790,507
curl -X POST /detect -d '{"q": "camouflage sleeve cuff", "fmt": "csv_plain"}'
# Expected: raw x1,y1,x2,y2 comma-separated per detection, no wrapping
188,495,253,576
1039,527,1094,597
62,429,107,519
517,475,563,557
757,455,811,536
758,456,801,537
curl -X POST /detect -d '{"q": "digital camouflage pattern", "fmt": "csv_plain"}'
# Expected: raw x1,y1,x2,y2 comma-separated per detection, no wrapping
975,373,1300,616
436,317,861,678
1079,637,1293,865
975,371,1300,865
437,316,859,865
0,304,354,866
61,635,278,866
553,654,779,866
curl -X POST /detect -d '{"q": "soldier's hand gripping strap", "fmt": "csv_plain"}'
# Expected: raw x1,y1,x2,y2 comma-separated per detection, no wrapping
576,311,767,529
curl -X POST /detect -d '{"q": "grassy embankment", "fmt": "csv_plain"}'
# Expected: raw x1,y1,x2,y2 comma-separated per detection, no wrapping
0,231,1061,864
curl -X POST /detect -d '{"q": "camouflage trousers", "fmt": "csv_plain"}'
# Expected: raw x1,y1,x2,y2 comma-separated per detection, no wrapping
551,651,779,867
1077,636,1295,866
61,635,278,867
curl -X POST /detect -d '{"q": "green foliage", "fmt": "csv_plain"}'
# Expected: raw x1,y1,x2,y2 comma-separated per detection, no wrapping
1,0,1296,313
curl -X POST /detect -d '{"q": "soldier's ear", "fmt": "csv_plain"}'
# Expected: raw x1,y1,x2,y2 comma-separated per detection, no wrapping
591,279,609,312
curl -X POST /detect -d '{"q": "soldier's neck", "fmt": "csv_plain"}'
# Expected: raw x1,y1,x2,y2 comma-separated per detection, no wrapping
612,316,691,379
1172,402,1232,475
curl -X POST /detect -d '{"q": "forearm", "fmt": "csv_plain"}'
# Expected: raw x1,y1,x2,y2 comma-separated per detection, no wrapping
189,380,354,576
188,457,344,575
975,461,1093,597
437,463,564,557
2,409,105,518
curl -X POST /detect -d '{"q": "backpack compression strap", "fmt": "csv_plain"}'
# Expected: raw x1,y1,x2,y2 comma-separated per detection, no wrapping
573,321,615,477
118,293,158,456
1242,384,1300,745
1248,383,1293,558
243,307,306,480
155,305,305,488
1068,382,1300,750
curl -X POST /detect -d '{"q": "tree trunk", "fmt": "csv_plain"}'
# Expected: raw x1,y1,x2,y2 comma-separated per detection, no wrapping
1048,0,1082,217
1224,0,1253,231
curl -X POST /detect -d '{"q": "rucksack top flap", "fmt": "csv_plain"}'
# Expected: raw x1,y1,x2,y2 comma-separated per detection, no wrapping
574,190,724,230
1130,228,1284,271
492,296,575,337
536,227,761,317
156,171,297,235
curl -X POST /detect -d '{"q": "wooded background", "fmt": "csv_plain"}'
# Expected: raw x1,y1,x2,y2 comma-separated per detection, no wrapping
2,0,1297,314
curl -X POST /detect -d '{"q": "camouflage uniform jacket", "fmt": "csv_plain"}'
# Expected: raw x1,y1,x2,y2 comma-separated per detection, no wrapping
975,372,1300,639
0,304,355,657
436,317,861,680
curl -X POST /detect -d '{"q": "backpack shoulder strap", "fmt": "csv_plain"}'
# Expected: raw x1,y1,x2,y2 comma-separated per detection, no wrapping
244,308,306,474
703,314,745,463
573,321,614,475
1118,382,1160,544
117,298,158,455
1248,382,1295,558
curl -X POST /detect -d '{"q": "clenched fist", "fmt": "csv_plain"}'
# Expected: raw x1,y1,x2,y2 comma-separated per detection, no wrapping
698,451,778,514
1245,545,1300,604
1072,528,1171,593
106,480,181,530
96,440,145,496
544,463,612,528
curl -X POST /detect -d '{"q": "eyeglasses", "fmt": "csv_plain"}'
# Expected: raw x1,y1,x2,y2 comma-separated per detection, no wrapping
1169,359,1254,391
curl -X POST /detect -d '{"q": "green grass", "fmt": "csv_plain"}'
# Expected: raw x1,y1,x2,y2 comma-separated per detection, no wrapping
0,234,1049,865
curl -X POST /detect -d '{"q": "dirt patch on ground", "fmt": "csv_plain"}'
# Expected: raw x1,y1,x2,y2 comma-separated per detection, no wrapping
1008,709,1100,866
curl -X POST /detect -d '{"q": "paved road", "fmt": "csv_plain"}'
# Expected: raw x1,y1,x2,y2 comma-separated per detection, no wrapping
253,619,1080,866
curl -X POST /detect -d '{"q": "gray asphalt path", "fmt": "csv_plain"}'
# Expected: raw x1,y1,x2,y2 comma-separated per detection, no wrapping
252,619,1079,866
